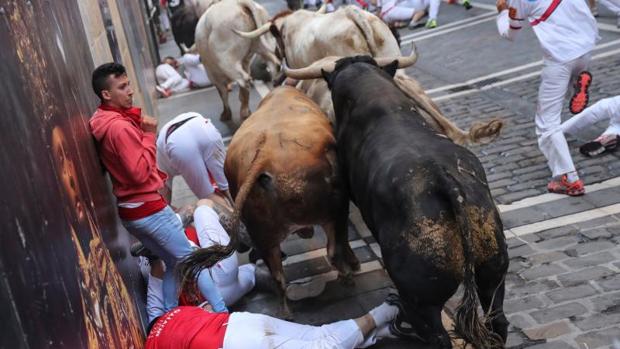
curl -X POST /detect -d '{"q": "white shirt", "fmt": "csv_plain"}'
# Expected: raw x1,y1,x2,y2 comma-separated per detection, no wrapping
497,0,599,63
155,63,186,90
178,53,211,87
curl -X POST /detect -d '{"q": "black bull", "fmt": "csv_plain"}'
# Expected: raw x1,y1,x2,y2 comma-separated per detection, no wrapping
323,57,509,349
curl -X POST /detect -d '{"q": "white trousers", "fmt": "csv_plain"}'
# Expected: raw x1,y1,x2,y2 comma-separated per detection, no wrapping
159,9,170,31
600,0,620,15
223,313,365,349
562,96,620,137
536,54,591,177
194,206,256,306
145,206,255,322
164,117,229,197
382,0,440,22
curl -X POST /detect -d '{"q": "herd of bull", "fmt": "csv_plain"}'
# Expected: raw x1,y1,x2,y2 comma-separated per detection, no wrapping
176,1,511,348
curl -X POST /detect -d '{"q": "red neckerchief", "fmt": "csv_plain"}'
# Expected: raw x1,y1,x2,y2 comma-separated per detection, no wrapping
99,104,142,125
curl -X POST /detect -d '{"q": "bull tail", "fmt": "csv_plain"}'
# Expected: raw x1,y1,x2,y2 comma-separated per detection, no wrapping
393,73,503,145
343,6,380,57
440,172,503,349
237,0,267,31
178,133,268,285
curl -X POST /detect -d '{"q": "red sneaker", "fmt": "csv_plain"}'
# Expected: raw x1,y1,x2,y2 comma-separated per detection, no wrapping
570,71,592,115
547,175,585,196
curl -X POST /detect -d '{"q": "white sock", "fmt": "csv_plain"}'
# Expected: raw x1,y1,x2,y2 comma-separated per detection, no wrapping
566,172,580,183
369,302,399,327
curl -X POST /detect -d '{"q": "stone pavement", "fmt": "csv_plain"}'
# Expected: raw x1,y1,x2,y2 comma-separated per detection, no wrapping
154,1,620,347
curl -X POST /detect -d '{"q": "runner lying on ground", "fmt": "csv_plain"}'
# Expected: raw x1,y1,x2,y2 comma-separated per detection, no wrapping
562,94,620,157
145,295,403,349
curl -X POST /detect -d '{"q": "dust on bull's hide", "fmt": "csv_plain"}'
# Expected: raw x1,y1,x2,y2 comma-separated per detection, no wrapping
406,207,500,278
275,173,307,198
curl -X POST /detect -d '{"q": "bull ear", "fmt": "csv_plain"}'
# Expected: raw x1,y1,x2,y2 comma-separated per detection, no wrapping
321,69,333,88
382,60,398,78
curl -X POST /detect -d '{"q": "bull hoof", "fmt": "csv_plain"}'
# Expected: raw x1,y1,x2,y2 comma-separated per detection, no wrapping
338,273,355,286
240,109,251,120
347,254,361,272
220,111,232,121
276,308,294,321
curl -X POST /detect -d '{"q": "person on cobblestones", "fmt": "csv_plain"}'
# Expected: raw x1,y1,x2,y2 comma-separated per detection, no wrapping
155,57,191,97
156,111,234,208
562,95,620,157
140,198,274,323
377,0,442,29
145,294,402,349
496,0,599,196
89,63,228,314
174,54,212,88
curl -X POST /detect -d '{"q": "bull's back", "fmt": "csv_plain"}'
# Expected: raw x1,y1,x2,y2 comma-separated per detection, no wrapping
197,1,257,69
285,9,399,68
346,113,500,277
225,87,335,195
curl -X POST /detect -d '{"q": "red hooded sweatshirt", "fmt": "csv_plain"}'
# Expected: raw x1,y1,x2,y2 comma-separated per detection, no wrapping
90,105,168,207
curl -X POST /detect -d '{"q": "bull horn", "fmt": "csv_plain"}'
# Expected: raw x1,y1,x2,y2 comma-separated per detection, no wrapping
283,56,339,80
374,44,418,69
316,3,327,13
233,22,272,38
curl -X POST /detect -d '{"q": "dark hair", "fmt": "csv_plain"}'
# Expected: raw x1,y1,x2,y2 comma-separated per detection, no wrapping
91,63,126,100
163,56,175,62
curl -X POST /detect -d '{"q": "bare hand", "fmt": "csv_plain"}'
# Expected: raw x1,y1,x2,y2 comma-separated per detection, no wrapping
141,115,158,134
496,0,508,12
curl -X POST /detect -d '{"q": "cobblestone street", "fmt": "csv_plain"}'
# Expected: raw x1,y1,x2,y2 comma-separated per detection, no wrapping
159,1,620,348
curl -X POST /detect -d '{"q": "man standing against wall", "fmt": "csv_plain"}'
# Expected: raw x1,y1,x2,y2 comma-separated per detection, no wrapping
88,63,227,313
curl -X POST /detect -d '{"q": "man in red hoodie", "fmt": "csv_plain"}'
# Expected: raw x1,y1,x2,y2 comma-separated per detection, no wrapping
89,63,227,313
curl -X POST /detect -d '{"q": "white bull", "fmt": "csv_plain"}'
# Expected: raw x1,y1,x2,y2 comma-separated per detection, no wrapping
236,6,502,145
195,0,280,121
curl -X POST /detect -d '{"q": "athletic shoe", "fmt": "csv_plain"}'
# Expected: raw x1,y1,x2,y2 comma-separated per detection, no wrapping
547,175,585,196
130,242,159,260
580,134,620,157
570,71,593,115
156,85,172,98
425,19,437,29
462,0,472,10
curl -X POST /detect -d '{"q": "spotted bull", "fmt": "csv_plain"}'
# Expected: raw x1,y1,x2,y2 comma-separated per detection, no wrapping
235,5,502,145
224,86,359,317
286,56,509,348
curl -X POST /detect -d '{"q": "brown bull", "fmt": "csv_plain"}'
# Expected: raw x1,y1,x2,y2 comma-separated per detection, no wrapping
224,86,360,317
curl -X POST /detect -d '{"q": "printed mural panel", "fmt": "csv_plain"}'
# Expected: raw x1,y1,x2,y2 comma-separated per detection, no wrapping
0,1,146,347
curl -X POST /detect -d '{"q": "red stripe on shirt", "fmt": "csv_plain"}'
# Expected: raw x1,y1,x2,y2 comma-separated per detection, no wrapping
531,0,562,26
